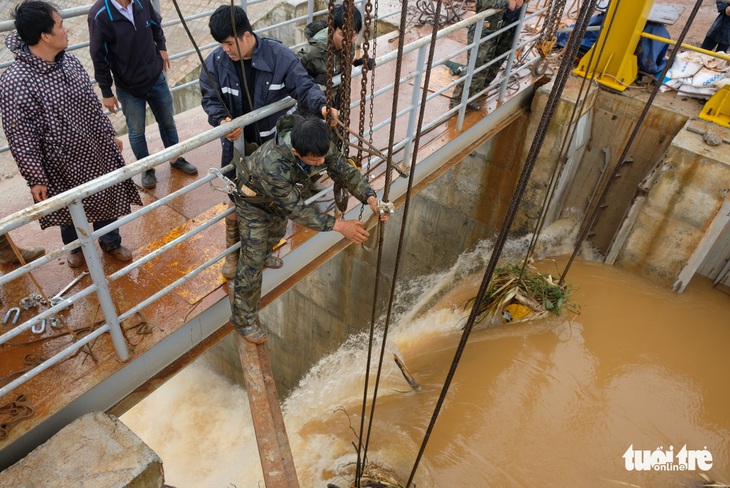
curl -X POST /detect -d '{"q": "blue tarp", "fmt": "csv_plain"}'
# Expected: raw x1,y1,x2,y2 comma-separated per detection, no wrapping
556,14,671,77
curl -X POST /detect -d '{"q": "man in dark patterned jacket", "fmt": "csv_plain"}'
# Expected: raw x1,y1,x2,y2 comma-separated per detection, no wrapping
1,0,141,269
230,115,387,344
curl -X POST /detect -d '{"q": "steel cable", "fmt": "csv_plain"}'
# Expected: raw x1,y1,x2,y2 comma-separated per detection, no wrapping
355,0,411,482
357,0,449,485
560,0,705,285
520,0,621,279
404,0,600,484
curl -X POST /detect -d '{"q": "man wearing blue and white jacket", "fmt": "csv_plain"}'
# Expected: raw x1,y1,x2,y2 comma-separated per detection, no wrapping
200,4,338,280
88,0,198,190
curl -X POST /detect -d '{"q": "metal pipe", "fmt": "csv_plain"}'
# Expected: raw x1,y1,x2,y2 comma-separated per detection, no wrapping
0,324,111,398
499,2,529,104
117,246,234,323
457,18,485,131
68,202,129,361
0,286,98,345
0,98,295,236
403,45,428,168
109,207,234,282
640,32,730,62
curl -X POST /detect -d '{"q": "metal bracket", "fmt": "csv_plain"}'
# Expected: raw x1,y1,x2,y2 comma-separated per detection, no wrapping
377,200,395,216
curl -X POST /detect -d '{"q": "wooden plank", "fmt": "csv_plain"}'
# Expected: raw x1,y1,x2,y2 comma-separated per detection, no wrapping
238,335,300,487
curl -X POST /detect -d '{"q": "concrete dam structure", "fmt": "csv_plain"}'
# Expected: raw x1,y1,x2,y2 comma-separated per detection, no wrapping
0,0,728,485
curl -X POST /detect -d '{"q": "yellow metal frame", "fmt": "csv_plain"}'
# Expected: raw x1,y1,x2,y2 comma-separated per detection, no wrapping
699,85,730,129
573,0,654,92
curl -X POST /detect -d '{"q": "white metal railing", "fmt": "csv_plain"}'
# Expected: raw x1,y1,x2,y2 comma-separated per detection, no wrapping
0,2,542,398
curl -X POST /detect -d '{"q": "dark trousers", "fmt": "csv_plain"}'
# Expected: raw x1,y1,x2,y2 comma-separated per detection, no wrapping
60,219,121,253
701,35,729,53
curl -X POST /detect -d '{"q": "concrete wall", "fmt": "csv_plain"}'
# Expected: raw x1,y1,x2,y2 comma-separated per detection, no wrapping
518,78,729,291
613,122,730,289
0,412,163,488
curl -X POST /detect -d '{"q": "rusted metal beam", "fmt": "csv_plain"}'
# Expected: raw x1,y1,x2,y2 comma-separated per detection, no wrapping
237,335,300,488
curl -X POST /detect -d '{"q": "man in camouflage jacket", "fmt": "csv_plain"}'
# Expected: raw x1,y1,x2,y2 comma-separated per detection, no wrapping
297,5,371,114
231,115,387,344
450,0,523,110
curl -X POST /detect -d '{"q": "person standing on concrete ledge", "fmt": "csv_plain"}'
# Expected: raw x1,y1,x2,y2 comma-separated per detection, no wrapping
701,1,730,52
200,5,338,281
230,115,388,344
88,0,198,190
1,0,142,269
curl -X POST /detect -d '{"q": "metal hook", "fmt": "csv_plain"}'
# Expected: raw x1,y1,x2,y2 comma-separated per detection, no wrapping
31,319,46,335
3,307,21,325
207,167,239,195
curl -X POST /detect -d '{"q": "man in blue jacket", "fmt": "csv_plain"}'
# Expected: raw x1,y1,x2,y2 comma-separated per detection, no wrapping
88,0,198,190
200,5,338,280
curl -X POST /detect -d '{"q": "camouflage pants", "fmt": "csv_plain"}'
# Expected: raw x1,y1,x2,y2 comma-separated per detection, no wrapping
230,201,287,330
451,16,505,105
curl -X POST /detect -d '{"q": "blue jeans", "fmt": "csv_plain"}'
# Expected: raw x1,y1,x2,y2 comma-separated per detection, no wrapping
116,72,179,163
61,219,121,253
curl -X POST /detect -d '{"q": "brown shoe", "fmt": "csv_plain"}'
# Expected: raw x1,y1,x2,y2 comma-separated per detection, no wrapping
0,246,45,264
106,246,132,263
67,252,86,268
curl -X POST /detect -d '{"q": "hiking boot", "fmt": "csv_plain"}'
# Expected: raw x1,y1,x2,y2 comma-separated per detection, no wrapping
238,323,268,345
67,251,85,268
106,245,133,263
170,157,198,175
264,255,283,269
141,169,157,189
466,101,482,111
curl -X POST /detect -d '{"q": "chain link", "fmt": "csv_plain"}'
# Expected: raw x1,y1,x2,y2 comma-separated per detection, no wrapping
325,0,336,126
340,0,356,160
536,0,569,57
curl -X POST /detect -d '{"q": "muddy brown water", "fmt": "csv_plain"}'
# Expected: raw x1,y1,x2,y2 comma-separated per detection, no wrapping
122,257,730,487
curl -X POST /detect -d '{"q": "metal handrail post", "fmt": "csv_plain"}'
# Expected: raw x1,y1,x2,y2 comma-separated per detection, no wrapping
67,202,129,361
403,44,428,168
241,0,248,12
457,19,485,131
307,0,314,24
151,0,160,13
498,3,528,104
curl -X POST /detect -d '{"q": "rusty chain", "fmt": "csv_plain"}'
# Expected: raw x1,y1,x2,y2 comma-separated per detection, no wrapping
536,0,569,57
325,0,337,127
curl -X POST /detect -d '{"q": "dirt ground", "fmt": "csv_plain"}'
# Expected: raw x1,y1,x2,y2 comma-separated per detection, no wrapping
657,0,719,47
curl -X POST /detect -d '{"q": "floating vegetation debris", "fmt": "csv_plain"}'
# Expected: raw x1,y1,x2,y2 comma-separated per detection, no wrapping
330,462,406,488
464,262,575,326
